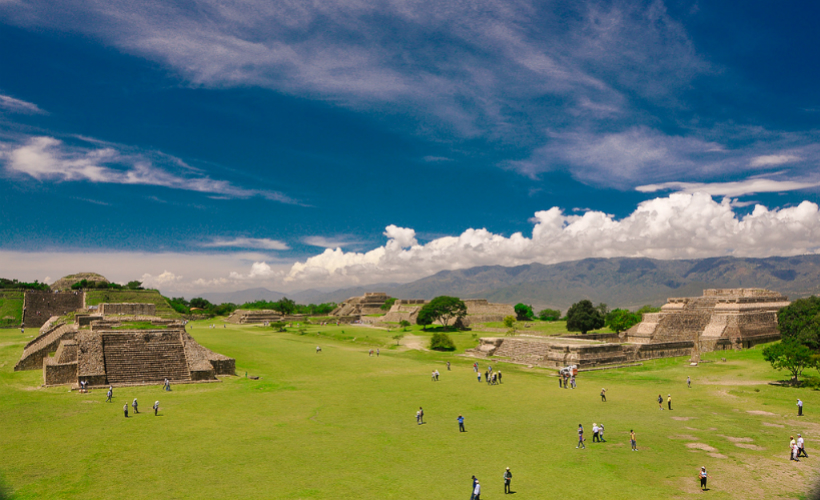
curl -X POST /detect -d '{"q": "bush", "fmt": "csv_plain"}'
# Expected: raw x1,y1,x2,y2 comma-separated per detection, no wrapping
514,303,535,321
381,298,397,311
566,299,605,334
502,315,516,328
538,308,561,321
430,332,456,351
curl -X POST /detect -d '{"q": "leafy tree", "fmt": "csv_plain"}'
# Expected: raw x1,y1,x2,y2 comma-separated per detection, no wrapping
381,297,397,311
167,297,190,315
605,309,641,333
514,303,535,321
417,296,467,328
125,280,144,290
399,319,411,331
502,315,516,329
777,296,820,351
538,308,561,321
0,278,50,291
636,304,661,316
566,299,605,334
762,338,818,385
270,321,287,332
189,297,213,310
272,297,297,315
430,332,456,351
416,308,435,330
392,332,405,345
595,303,609,316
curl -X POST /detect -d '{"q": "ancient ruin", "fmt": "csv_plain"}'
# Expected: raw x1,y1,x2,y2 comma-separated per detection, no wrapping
17,312,235,387
22,290,85,328
363,297,515,325
468,288,788,369
331,293,392,317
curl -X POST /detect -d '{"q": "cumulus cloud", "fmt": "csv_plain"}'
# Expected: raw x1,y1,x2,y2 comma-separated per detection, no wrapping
284,193,820,286
229,261,281,280
140,270,182,288
0,93,46,114
203,237,289,250
637,178,820,197
1,136,295,203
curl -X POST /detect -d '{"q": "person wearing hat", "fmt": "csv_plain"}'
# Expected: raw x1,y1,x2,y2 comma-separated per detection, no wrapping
473,479,481,500
132,398,139,414
153,401,160,416
790,436,799,461
503,467,512,494
699,467,707,490
797,434,808,458
667,394,673,411
123,403,129,418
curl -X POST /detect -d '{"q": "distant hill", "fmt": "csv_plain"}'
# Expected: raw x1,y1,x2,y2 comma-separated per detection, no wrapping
259,255,820,312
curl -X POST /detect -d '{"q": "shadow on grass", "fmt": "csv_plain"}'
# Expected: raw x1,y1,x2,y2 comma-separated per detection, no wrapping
0,471,14,500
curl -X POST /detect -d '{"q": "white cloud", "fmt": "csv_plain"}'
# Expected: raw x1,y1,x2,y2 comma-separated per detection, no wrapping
303,235,359,249
1,136,295,203
0,94,46,114
636,178,820,197
140,270,182,288
750,154,801,167
284,193,820,286
203,237,289,250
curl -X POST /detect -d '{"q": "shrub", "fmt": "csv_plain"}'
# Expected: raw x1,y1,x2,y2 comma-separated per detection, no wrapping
538,308,561,321
430,332,456,351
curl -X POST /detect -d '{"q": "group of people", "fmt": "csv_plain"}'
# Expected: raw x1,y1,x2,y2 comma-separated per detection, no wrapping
368,349,380,357
559,373,576,389
658,393,672,410
472,363,502,385
790,434,809,461
123,398,160,417
469,468,512,499
576,423,607,448
431,370,441,381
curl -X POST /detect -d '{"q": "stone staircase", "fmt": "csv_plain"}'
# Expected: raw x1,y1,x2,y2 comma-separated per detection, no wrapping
102,332,191,384
492,338,551,363
15,322,77,371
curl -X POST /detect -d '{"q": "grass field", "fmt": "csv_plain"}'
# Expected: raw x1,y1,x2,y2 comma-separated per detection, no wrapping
1,320,818,499
0,291,23,328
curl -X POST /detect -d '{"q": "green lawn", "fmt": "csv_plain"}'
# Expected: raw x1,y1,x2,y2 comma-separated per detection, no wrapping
0,320,818,499
0,291,23,328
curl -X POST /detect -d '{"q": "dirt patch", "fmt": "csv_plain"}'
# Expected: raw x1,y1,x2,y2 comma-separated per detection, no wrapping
401,334,428,351
747,410,777,416
81,400,100,404
684,426,700,431
670,434,700,440
762,422,784,428
719,435,754,443
672,416,696,421
686,442,718,452
735,443,765,450
708,452,728,458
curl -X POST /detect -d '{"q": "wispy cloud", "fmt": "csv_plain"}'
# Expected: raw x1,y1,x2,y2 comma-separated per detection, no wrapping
203,237,290,251
0,93,46,114
1,136,296,203
302,235,360,249
636,178,820,197
750,154,801,167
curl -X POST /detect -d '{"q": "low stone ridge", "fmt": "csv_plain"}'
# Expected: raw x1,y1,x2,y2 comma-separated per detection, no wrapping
98,303,156,316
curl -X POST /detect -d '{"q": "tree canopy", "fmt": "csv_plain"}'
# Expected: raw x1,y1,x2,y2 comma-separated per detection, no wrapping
566,299,605,334
416,296,467,328
380,297,397,311
429,332,456,351
762,338,818,385
777,296,820,351
538,308,561,321
514,303,535,321
605,309,642,333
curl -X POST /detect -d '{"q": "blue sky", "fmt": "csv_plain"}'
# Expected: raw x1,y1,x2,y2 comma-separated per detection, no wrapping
1,0,820,294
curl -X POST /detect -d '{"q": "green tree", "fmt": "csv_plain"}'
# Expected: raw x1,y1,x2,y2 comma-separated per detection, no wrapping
125,280,144,290
189,297,213,310
273,297,297,315
595,303,609,316
417,296,467,328
514,303,535,321
270,321,287,332
399,319,411,331
392,332,405,345
777,296,820,351
502,315,516,329
605,309,641,333
538,308,561,321
381,297,397,311
762,338,818,385
430,332,456,351
566,299,605,334
636,304,661,316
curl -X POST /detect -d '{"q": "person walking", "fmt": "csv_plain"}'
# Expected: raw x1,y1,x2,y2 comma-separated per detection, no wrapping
503,467,512,494
576,424,586,449
132,398,139,414
592,423,600,443
376,349,380,357
497,371,502,384
477,372,481,383
316,346,321,353
699,467,707,490
458,414,465,432
601,388,607,402
668,394,673,411
435,370,440,381
570,376,576,389
599,423,606,442
153,401,160,416
797,399,803,416
797,434,808,458
123,403,129,418
687,376,691,388
630,429,638,451
419,407,424,424
164,379,171,391
106,388,113,403
485,370,490,385
432,370,437,382
658,394,664,410
790,436,799,461
559,374,563,388
473,480,481,500
470,476,477,500
446,361,451,371
416,410,421,425
473,362,478,373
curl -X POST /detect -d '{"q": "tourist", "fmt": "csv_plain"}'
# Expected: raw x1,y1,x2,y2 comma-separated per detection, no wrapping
790,436,798,461
164,379,171,391
435,370,440,381
601,388,607,402
687,376,691,388
416,409,422,425
668,394,673,411
432,370,437,382
473,362,478,372
470,476,477,500
458,414,465,432
316,346,322,353
630,429,638,451
699,467,707,490
477,372,481,383
446,361,450,371
570,376,576,389
473,479,481,500
592,423,600,442
132,398,139,414
503,467,512,494
419,407,424,424
658,394,664,410
485,370,490,385
797,398,803,416
376,349,380,357
797,434,808,458
123,403,128,418
153,401,160,416
497,371,502,383
576,424,585,449
369,349,373,357
106,388,113,403
558,374,563,388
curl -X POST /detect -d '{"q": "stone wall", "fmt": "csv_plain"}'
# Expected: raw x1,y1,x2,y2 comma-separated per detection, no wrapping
15,322,77,371
225,309,283,324
23,291,84,328
43,356,77,386
464,299,515,317
98,303,156,316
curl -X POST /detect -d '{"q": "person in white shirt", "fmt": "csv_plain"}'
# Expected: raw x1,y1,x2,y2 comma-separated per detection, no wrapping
473,480,481,500
797,399,803,416
592,423,600,442
797,434,808,458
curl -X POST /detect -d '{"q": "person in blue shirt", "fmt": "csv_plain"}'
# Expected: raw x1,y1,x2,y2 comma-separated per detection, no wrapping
458,415,465,432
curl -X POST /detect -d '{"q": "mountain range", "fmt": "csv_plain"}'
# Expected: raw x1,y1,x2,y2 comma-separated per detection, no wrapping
198,255,820,312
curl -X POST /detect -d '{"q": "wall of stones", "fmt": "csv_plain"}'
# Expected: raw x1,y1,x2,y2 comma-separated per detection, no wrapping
43,357,77,386
98,303,156,316
15,323,76,371
23,291,84,328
